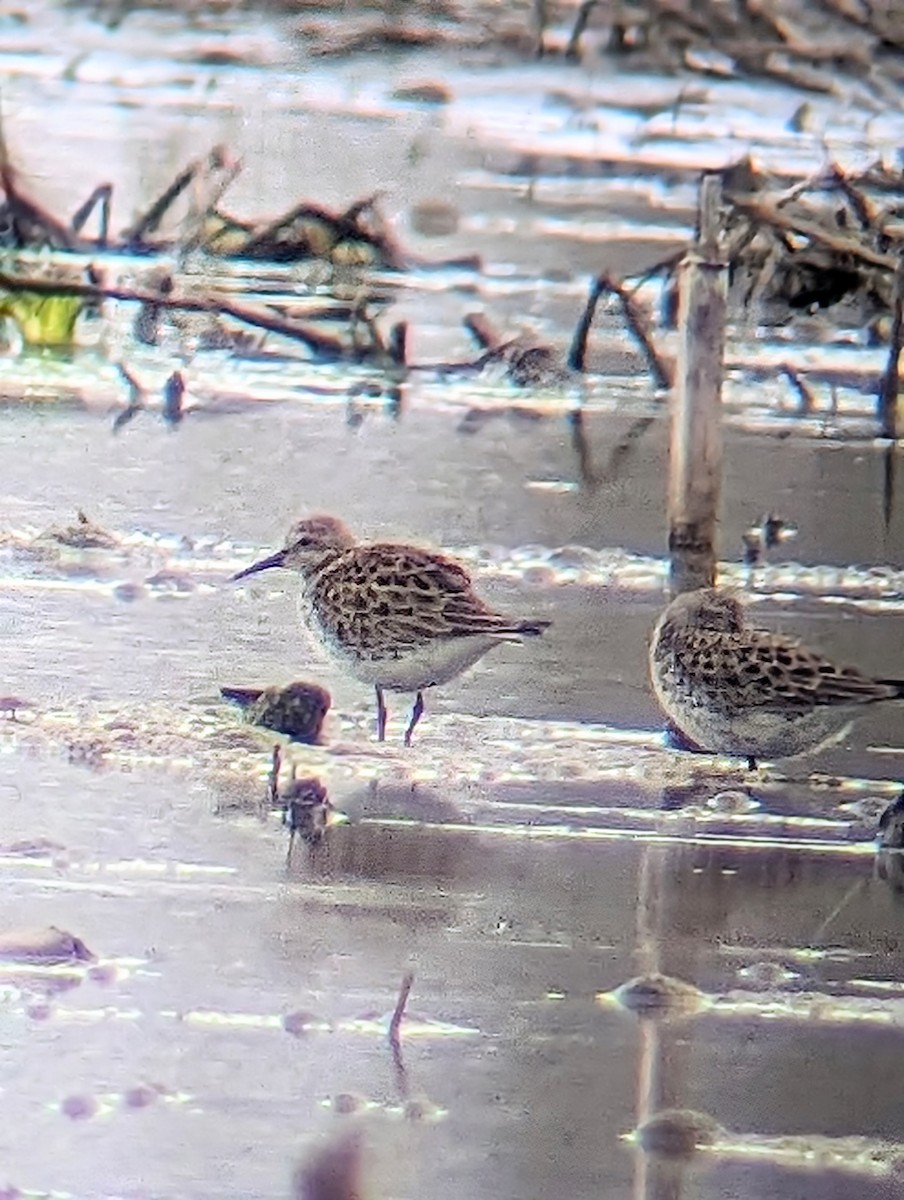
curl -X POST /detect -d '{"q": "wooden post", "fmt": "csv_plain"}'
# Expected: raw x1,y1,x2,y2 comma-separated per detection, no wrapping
668,173,728,596
532,0,547,54
878,253,904,443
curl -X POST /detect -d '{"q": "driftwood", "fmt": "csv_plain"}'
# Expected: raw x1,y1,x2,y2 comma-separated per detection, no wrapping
628,157,904,424
1,133,413,270
559,0,904,95
720,158,904,318
0,270,369,359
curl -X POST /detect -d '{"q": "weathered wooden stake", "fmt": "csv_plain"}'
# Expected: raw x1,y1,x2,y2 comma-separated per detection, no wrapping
878,252,904,443
668,173,728,596
531,0,547,55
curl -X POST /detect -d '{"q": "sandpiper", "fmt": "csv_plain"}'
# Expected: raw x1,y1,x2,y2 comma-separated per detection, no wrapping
220,680,331,743
878,792,904,849
281,775,337,858
649,587,904,768
231,515,550,744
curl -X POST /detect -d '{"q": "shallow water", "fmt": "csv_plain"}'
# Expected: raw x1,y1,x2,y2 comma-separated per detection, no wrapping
1,4,904,1198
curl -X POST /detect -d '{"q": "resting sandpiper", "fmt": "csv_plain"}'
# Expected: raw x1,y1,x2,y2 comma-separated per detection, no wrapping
878,792,904,849
232,515,550,744
649,587,904,767
220,681,331,743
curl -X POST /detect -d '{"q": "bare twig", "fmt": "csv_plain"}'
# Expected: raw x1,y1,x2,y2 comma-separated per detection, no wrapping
590,272,673,389
565,0,600,59
121,146,236,246
567,277,604,372
387,321,408,367
780,363,819,413
0,271,347,359
70,184,112,245
111,362,146,433
0,119,78,250
388,972,414,1050
388,970,414,1099
826,162,876,231
728,195,896,272
463,312,505,351
179,156,244,257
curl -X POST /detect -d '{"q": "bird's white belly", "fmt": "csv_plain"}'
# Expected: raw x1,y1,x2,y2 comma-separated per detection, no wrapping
336,635,504,691
657,685,854,760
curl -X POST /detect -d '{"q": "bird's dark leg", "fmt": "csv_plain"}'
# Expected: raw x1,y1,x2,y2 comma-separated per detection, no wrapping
403,691,425,747
376,686,388,742
746,755,758,772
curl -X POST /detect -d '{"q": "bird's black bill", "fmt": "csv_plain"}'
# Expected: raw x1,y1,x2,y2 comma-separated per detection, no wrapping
230,550,286,581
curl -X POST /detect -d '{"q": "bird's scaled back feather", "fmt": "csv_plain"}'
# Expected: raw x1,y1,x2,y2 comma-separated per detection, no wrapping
673,629,899,709
309,544,539,651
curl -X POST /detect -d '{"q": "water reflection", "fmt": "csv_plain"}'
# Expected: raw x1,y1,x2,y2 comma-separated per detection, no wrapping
1,748,904,1197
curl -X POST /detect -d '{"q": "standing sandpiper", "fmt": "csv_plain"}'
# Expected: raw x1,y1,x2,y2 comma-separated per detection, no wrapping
231,515,550,745
649,587,904,767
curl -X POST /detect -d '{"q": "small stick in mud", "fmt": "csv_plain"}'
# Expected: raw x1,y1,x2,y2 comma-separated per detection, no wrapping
111,363,147,433
567,278,600,373
463,312,504,352
162,371,186,427
388,971,414,1097
388,971,414,1051
565,0,600,59
267,744,281,810
668,172,728,596
387,321,407,368
780,363,818,414
741,513,797,572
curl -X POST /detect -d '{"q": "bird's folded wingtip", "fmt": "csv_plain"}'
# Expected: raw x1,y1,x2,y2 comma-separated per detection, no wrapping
878,678,904,699
520,618,552,636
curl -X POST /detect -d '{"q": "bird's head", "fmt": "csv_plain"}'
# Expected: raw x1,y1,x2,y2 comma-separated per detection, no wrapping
665,588,746,634
231,515,355,581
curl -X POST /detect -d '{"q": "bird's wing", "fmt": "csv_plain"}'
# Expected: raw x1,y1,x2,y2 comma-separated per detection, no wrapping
677,629,895,709
311,544,515,651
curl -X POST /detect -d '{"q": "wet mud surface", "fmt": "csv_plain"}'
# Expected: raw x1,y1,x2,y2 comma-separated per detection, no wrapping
1,3,904,1198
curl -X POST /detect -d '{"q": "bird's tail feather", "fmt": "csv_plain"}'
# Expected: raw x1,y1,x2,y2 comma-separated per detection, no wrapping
455,617,551,639
514,619,551,637
221,685,265,708
878,678,904,699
